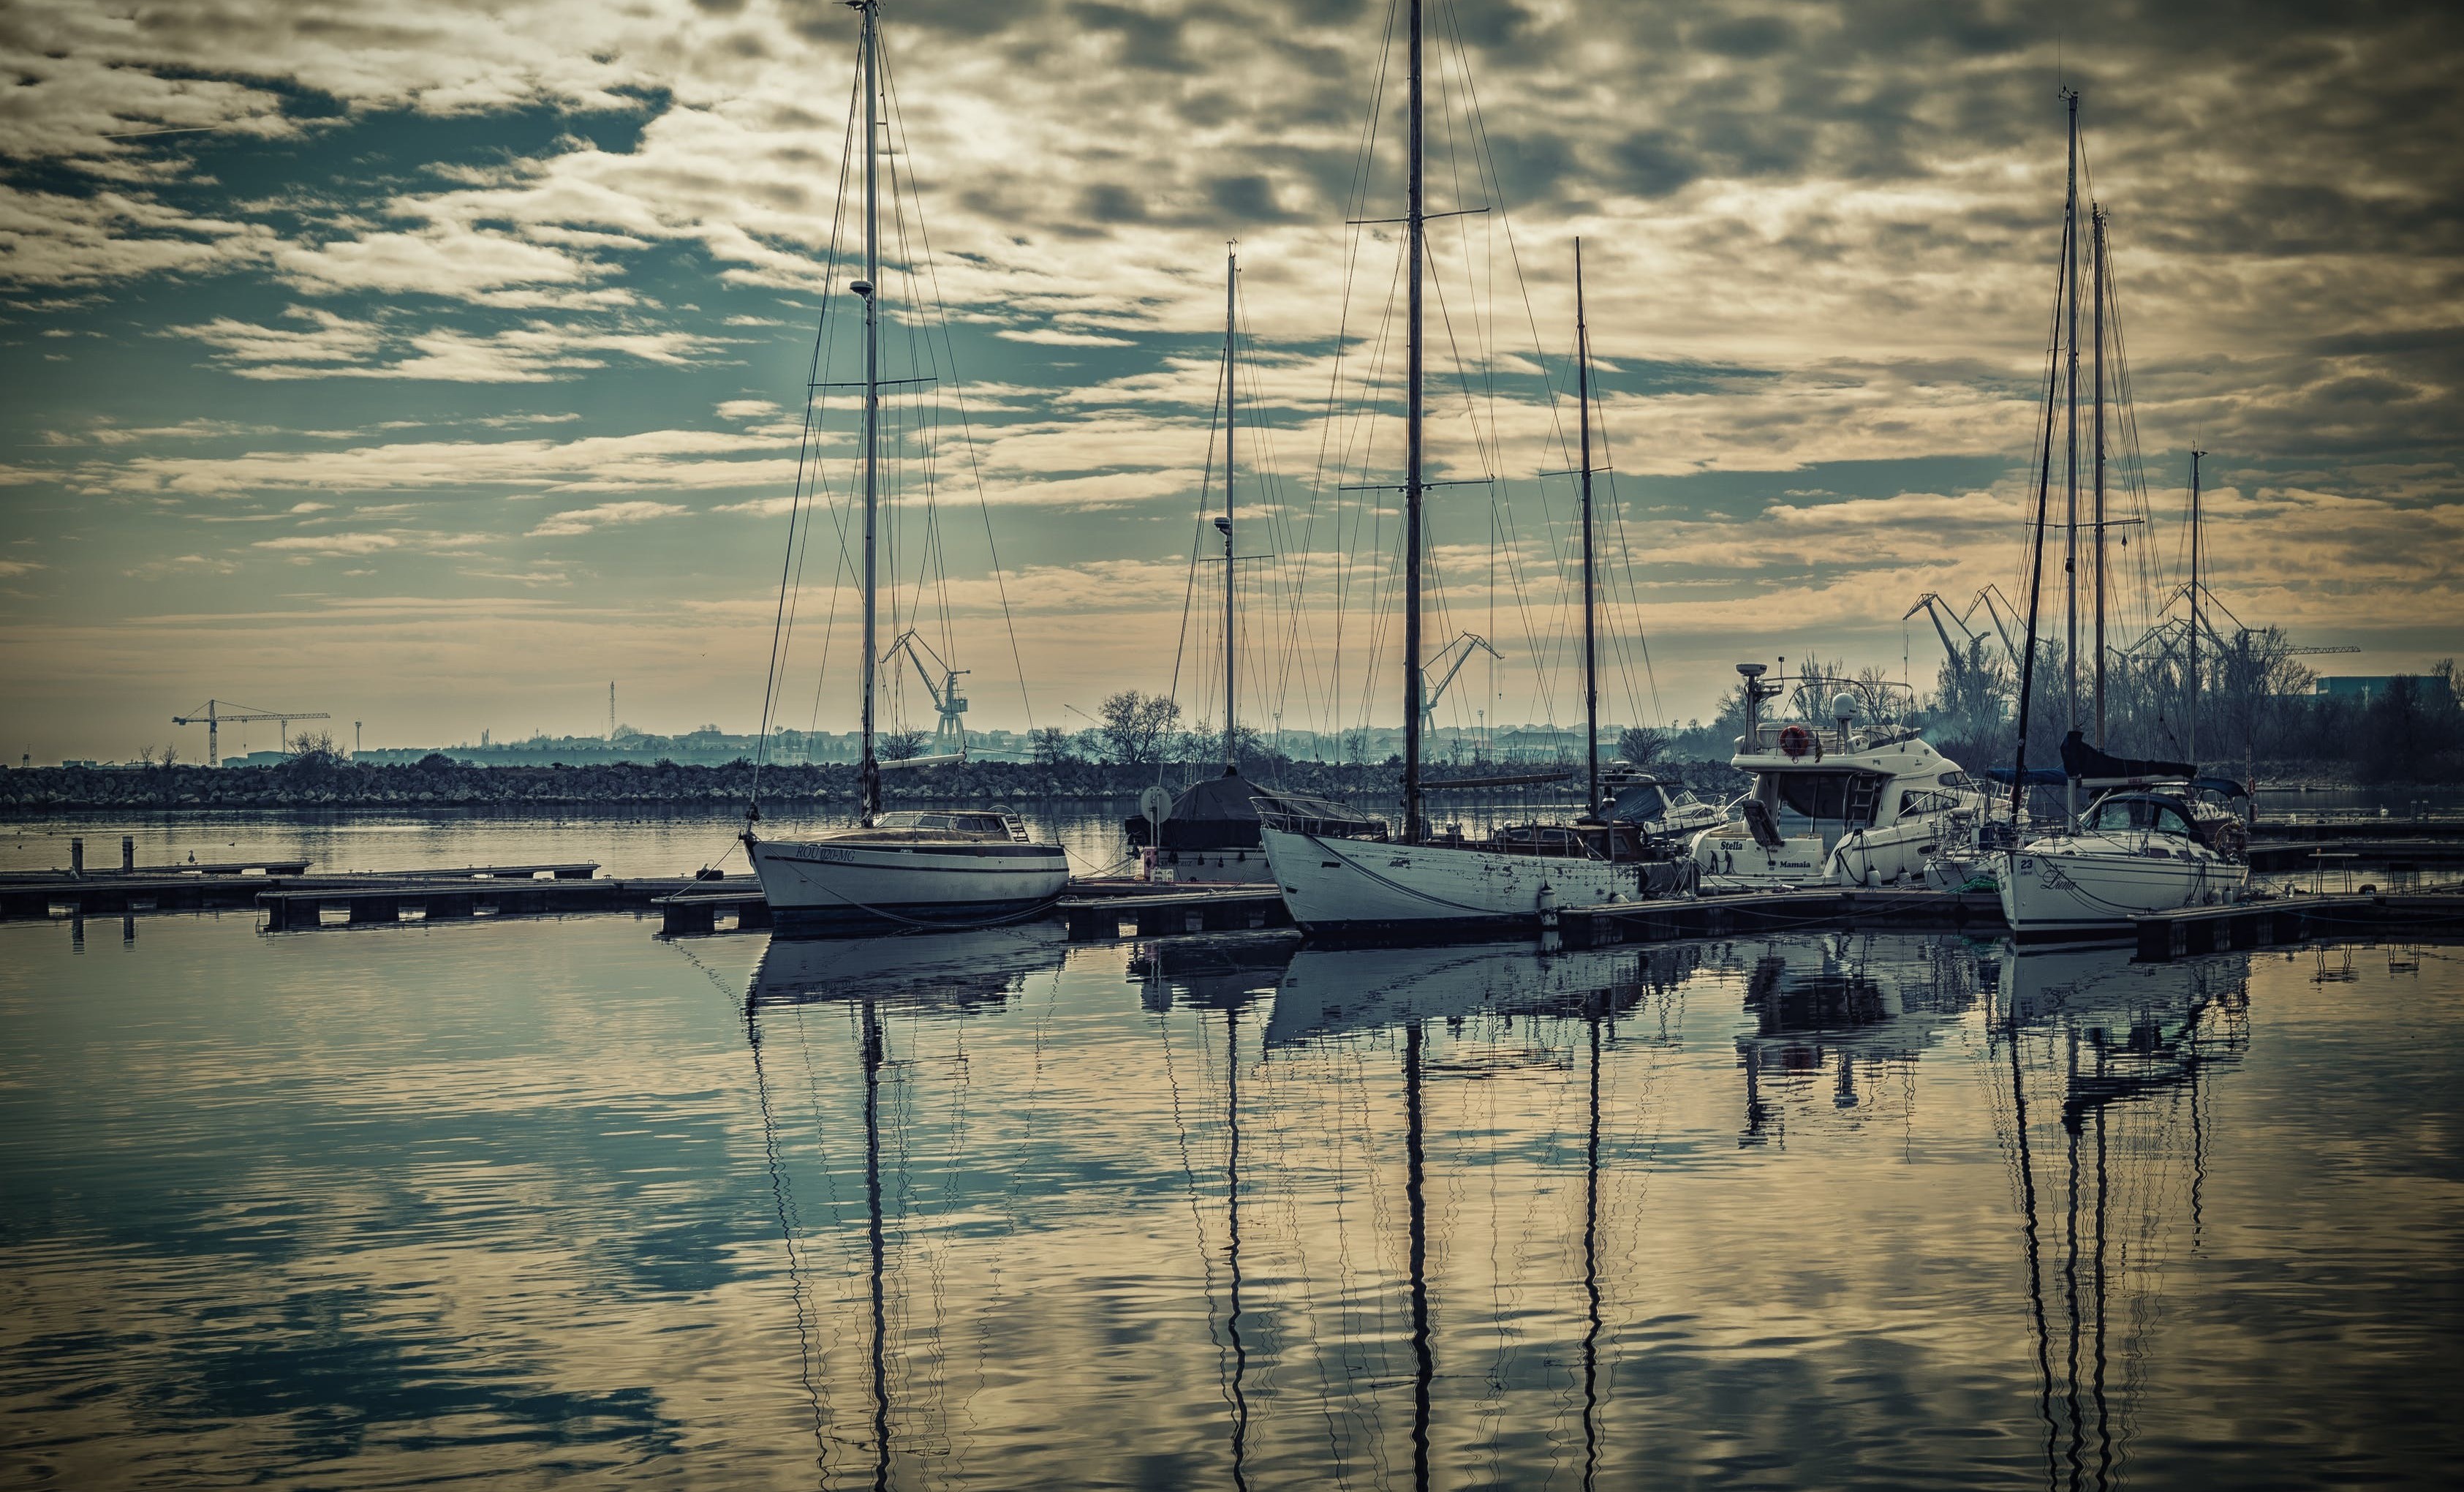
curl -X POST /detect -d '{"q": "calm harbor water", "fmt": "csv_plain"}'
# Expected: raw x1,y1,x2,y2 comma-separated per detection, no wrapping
3,878,2460,1486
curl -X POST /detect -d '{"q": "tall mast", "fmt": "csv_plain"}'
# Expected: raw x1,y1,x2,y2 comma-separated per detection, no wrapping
2006,92,2077,827
2091,205,2107,747
855,0,883,826
1576,239,1599,815
1401,0,1426,843
2188,448,2203,764
1223,244,1239,774
2061,88,2080,826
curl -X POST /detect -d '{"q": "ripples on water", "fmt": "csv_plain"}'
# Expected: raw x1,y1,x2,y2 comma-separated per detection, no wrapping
2,912,2459,1489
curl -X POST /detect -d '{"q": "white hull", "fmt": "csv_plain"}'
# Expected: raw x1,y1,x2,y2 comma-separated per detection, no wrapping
748,835,1069,935
1261,824,1687,938
1995,841,2246,940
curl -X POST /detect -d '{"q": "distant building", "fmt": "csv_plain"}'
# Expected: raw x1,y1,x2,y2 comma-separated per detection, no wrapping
2315,675,2455,706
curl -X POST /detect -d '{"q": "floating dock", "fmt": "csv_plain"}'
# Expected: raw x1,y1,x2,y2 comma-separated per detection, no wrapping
0,862,604,920
1560,888,2006,949
2131,893,2464,962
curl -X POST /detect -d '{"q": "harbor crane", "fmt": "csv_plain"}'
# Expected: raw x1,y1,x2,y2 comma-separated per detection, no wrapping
171,700,330,768
1421,632,1502,732
880,630,970,756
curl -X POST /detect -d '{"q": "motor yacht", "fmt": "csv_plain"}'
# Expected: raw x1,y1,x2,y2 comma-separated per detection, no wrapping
1689,666,1992,891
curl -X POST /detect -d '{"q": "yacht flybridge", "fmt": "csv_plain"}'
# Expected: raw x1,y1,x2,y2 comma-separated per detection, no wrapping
742,0,1068,933
1690,663,1992,891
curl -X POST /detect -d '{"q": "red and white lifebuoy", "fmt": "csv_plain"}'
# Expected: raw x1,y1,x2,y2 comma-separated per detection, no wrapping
1777,724,1813,759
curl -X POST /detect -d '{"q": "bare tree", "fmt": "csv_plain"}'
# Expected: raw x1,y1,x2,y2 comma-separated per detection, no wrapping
1029,726,1076,765
1615,726,1669,767
879,728,928,761
1097,691,1182,766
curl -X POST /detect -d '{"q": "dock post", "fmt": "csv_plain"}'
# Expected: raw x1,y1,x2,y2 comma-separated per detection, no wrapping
71,838,83,877
122,836,135,873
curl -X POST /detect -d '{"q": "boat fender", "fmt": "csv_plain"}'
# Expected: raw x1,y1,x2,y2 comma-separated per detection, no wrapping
1538,881,1559,931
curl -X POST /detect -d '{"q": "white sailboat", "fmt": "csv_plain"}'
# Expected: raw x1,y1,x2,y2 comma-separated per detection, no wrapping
1262,48,1692,938
1990,94,2248,940
743,1,1067,935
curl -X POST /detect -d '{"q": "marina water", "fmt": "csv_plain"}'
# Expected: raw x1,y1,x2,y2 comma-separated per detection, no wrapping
3,818,2460,1488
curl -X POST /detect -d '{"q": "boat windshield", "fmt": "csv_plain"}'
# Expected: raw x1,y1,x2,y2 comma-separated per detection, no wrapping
871,811,1010,834
2084,795,2197,839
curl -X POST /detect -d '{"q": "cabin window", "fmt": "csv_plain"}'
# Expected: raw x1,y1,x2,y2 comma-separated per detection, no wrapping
2087,797,2196,839
955,814,1005,833
1938,771,1973,791
1900,789,1959,817
915,813,953,830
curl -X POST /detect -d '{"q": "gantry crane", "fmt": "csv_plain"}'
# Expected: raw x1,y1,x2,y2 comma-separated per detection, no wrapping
171,701,330,767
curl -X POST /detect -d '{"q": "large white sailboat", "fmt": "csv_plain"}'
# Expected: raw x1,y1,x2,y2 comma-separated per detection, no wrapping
1262,40,1692,938
1989,94,2249,940
743,1,1067,935
1688,666,1992,890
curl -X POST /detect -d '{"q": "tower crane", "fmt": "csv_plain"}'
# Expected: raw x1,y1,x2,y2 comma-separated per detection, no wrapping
880,630,970,757
171,701,330,767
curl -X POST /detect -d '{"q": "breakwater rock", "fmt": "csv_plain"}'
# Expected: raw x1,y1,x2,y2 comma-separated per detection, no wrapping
0,757,1751,813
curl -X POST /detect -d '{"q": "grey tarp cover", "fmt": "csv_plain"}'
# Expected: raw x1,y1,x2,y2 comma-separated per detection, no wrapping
1123,767,1384,850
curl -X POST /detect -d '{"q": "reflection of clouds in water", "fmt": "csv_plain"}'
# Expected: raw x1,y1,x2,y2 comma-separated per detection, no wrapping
4,916,2457,1488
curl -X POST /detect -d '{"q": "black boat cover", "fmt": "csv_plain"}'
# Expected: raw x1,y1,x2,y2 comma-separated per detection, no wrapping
2059,729,2194,783
1123,766,1386,849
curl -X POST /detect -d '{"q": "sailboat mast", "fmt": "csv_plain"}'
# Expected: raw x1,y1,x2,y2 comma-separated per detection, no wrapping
1576,239,1598,815
2062,88,2080,824
856,0,883,826
1401,0,1426,843
2188,448,2203,764
2092,205,2107,747
1224,245,1239,773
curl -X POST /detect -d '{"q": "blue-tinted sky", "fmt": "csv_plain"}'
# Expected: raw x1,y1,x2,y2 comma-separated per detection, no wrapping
3,0,2458,761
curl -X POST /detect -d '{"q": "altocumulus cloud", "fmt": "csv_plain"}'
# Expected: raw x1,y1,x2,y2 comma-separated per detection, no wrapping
527,500,689,537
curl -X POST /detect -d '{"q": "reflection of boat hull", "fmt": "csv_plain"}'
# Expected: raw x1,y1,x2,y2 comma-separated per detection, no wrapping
750,923,1068,1008
1261,824,1690,941
1269,942,1661,1043
748,836,1070,935
1995,845,2247,941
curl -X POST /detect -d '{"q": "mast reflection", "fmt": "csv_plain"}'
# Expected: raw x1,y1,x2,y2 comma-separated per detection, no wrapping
1998,946,2251,1491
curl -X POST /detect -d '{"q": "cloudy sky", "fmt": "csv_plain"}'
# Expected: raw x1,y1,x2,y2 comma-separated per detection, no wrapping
2,0,2457,761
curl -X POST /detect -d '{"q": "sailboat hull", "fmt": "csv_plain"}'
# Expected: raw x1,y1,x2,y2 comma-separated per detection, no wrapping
748,837,1070,936
1995,843,2247,941
1261,824,1690,941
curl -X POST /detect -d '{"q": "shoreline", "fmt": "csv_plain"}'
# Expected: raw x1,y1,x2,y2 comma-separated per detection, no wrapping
0,758,1758,813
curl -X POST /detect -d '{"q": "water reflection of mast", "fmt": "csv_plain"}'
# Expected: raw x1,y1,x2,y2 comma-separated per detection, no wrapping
1405,1020,1432,1492
861,995,890,1492
2006,991,2062,1487
1225,1003,1250,1492
744,1001,832,1477
1581,997,1604,1491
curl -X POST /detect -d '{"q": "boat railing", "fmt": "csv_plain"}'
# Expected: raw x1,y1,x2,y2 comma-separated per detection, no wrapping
1256,796,1390,840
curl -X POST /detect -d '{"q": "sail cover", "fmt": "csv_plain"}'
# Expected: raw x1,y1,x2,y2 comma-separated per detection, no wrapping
2059,729,2194,783
1123,766,1384,849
